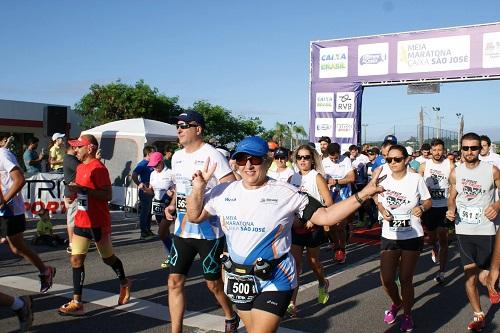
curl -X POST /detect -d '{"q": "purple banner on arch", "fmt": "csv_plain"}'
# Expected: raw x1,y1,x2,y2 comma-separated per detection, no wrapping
309,82,363,151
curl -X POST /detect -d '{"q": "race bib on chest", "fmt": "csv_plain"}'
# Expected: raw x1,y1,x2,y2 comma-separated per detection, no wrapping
430,189,446,200
176,194,187,213
389,213,412,232
77,192,88,211
224,272,257,304
458,205,483,224
151,200,166,215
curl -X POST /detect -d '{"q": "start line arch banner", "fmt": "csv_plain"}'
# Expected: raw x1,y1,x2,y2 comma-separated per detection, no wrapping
309,22,500,144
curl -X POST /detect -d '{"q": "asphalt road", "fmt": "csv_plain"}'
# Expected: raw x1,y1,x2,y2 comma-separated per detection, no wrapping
1,217,499,333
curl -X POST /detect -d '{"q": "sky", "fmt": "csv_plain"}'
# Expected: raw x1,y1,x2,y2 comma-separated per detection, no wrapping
0,0,499,141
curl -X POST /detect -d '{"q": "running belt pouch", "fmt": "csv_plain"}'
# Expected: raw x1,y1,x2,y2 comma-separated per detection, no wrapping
230,256,287,280
299,194,324,224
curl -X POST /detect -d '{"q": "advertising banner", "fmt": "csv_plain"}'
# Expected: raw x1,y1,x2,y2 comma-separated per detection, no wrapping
309,82,363,146
22,173,66,219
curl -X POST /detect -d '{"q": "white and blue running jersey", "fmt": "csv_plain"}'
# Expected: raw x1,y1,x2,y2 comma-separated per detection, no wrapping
204,178,309,291
172,143,232,240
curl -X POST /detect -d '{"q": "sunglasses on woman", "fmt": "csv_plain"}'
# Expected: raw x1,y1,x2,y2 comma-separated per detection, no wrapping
235,154,264,166
296,155,312,161
461,145,480,151
386,156,405,163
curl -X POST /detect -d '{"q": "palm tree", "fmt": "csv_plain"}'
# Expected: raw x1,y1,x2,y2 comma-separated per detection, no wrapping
292,124,307,148
274,122,289,147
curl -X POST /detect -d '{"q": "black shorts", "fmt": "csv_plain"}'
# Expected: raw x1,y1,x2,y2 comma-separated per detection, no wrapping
456,234,495,270
291,228,326,248
381,237,424,252
0,214,26,237
236,290,293,317
74,226,104,242
169,235,225,280
422,207,452,231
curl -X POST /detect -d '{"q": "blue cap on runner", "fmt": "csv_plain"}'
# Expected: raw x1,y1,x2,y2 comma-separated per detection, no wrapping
232,136,268,159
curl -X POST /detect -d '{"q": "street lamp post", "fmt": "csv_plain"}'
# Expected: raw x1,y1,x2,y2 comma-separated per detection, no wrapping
432,106,441,138
456,113,462,149
287,121,296,150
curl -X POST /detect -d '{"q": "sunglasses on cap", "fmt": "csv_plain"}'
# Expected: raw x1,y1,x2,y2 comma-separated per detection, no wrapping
235,154,264,166
296,155,312,161
176,123,199,129
461,145,481,151
386,156,405,163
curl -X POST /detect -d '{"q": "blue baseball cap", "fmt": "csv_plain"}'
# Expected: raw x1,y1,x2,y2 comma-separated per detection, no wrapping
175,111,205,128
383,134,398,144
232,136,268,159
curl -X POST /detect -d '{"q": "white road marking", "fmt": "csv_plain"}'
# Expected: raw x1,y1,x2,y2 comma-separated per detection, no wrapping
0,276,304,333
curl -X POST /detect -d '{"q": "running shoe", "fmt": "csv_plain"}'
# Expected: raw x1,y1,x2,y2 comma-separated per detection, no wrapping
15,296,33,332
431,243,440,264
384,303,402,324
58,299,84,316
400,314,414,332
39,266,56,293
489,291,500,304
140,232,154,240
434,272,445,284
334,250,346,264
467,313,485,331
224,313,240,333
318,279,330,304
118,278,132,305
287,303,297,318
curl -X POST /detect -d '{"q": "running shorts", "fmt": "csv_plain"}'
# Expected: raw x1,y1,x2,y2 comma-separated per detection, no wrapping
380,236,424,252
169,235,225,280
456,234,495,270
0,214,26,237
422,207,452,231
291,227,326,248
236,290,293,317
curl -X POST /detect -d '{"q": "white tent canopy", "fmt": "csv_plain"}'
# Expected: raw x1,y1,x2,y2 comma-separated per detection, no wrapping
82,118,177,206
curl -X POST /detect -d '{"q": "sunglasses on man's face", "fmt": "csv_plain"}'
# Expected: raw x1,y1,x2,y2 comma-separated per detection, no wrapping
235,154,264,166
461,145,481,152
296,155,312,161
176,123,198,129
386,156,405,164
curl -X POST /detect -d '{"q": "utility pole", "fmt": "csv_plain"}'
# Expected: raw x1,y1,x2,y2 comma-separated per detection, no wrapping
432,106,441,138
361,123,368,144
287,121,296,150
456,113,463,149
419,107,424,147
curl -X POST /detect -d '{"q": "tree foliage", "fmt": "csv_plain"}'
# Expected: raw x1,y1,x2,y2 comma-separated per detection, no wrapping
189,100,265,146
74,80,182,130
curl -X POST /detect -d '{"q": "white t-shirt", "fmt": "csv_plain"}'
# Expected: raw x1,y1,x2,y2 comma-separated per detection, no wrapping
0,148,25,216
415,156,430,164
171,143,232,240
322,155,353,180
204,179,309,292
149,167,174,200
267,167,294,183
378,172,431,240
289,169,322,203
479,152,500,169
422,159,451,208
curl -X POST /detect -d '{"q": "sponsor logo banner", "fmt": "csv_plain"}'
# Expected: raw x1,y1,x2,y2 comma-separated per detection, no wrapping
397,35,470,73
315,92,334,112
357,43,389,76
336,92,355,112
483,32,500,68
22,173,66,218
319,46,348,78
335,118,354,138
314,118,334,137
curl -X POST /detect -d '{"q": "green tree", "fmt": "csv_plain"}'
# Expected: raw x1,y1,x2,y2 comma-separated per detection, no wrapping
74,80,182,129
292,124,307,147
189,100,265,146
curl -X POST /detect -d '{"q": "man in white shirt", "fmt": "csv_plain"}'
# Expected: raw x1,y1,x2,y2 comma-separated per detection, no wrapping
479,135,500,169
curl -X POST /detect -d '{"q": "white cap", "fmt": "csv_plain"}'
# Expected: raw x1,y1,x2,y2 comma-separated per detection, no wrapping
51,133,65,141
405,146,414,155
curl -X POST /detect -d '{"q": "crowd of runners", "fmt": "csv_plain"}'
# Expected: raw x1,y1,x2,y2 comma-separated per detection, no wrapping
1,111,499,332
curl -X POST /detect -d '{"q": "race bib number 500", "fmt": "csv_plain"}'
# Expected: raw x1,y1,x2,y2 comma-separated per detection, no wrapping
224,272,257,304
